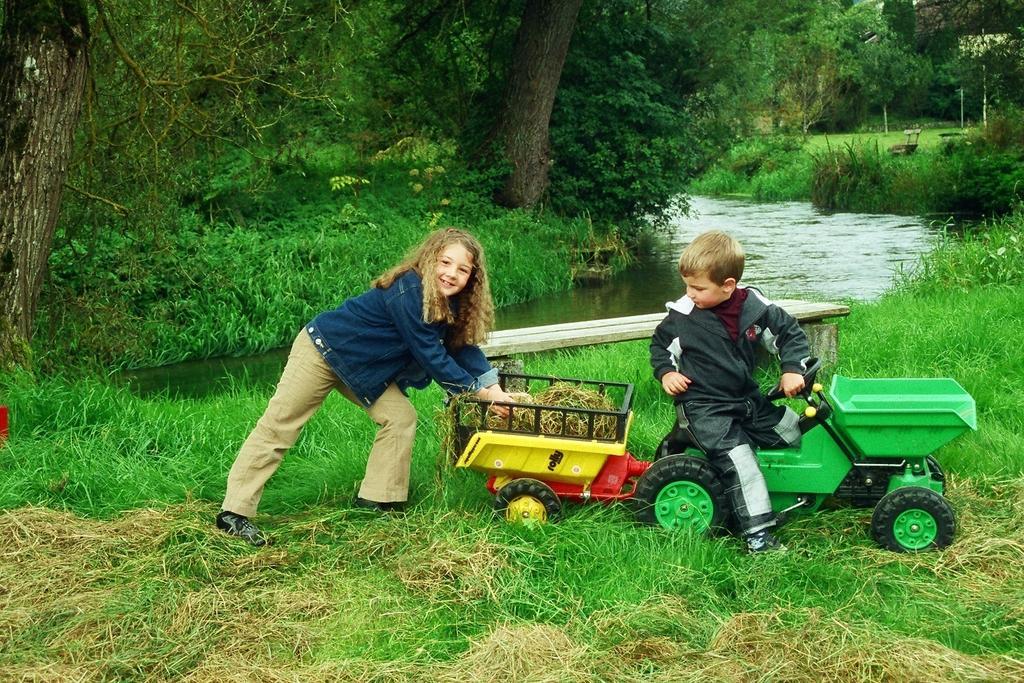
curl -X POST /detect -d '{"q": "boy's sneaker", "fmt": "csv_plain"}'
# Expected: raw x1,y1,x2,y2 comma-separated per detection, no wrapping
745,529,786,554
216,510,267,547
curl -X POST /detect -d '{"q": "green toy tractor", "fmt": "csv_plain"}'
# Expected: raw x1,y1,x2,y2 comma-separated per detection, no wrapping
646,358,977,551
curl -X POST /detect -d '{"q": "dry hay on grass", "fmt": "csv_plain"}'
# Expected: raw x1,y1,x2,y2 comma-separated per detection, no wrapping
390,526,507,604
930,475,1024,580
834,475,1024,605
0,505,175,645
323,510,506,604
0,662,98,683
176,658,424,683
462,599,1024,683
438,623,592,683
0,504,335,682
648,608,1024,683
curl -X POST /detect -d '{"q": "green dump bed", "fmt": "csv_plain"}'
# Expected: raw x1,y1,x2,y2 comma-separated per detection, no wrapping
828,376,977,457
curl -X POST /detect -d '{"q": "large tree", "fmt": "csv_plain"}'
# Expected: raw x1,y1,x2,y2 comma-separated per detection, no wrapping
0,0,89,369
494,0,583,209
0,1,339,370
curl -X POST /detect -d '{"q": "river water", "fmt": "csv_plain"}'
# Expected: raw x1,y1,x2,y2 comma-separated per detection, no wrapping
496,195,936,329
119,196,938,396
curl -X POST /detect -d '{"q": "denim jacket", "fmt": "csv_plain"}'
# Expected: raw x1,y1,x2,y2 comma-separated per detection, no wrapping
306,270,498,407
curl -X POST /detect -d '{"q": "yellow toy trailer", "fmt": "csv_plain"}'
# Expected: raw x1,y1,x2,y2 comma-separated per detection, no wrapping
453,373,652,522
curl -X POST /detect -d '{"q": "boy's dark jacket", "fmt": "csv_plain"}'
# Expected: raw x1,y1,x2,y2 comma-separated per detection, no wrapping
306,270,497,407
650,286,809,403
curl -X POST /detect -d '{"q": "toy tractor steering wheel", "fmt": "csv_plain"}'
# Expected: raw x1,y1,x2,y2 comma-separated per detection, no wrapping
766,357,822,402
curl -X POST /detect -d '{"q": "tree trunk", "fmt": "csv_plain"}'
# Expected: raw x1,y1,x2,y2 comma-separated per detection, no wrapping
0,1,89,369
494,0,583,209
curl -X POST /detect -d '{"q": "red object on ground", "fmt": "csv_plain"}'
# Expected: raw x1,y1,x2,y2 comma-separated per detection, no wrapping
0,405,8,443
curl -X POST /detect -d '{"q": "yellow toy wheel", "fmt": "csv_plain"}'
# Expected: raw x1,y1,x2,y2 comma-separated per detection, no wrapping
495,478,561,524
506,495,549,522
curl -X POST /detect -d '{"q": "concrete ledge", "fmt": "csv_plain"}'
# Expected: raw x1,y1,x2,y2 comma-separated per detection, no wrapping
482,299,850,358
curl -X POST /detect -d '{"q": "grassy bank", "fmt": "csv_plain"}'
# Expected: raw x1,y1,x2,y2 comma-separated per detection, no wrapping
689,130,959,212
690,117,1024,216
36,143,620,375
2,215,1024,679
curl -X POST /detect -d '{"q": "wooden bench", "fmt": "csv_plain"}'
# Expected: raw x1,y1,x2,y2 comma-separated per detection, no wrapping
481,299,850,364
890,127,922,155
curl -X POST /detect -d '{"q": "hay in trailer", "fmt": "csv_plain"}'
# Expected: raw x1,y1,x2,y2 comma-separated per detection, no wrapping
494,382,618,438
439,382,620,465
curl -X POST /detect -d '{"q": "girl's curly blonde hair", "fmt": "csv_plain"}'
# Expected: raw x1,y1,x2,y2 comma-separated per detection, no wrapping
373,228,494,349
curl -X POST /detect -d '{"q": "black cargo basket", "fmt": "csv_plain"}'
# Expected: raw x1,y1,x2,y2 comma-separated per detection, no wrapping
452,372,634,457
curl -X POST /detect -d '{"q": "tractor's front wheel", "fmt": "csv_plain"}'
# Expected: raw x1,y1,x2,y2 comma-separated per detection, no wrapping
495,478,561,524
871,487,955,552
633,455,727,534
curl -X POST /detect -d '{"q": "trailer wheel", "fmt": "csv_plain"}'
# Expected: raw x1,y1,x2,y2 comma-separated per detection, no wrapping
871,487,955,552
633,455,727,534
495,478,561,523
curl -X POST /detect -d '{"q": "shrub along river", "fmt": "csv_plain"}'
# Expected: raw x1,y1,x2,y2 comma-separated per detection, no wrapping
119,196,939,396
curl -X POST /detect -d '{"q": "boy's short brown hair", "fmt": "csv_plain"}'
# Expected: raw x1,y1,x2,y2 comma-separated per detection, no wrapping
678,230,745,284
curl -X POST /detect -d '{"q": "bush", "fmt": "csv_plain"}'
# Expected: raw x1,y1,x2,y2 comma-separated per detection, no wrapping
977,106,1024,151
809,142,947,215
547,2,700,233
689,136,811,200
942,145,1024,217
723,136,804,179
687,167,747,196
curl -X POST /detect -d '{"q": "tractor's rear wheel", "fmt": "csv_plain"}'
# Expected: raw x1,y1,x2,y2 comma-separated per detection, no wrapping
495,478,561,523
925,455,945,486
871,487,955,552
633,455,727,534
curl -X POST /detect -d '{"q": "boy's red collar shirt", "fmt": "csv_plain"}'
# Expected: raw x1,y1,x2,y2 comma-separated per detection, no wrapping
709,287,749,341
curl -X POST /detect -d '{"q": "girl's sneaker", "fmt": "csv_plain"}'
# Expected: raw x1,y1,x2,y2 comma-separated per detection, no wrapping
216,511,267,546
745,529,786,553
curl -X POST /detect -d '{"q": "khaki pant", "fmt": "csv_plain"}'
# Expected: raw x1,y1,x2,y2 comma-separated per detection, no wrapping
222,331,418,517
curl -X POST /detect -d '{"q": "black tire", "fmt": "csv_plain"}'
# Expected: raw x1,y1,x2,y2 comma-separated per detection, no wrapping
633,455,727,534
494,478,561,523
871,487,956,552
926,455,945,485
655,424,699,462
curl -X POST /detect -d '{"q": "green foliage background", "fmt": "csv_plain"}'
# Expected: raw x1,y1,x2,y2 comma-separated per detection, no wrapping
11,0,1024,374
34,0,725,373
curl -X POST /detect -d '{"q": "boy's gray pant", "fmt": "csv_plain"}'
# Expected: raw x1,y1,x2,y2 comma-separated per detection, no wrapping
679,397,801,536
222,331,417,517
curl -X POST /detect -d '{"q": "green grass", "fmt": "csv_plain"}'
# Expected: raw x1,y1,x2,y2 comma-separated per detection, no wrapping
803,127,966,153
688,127,977,215
4,217,1024,679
